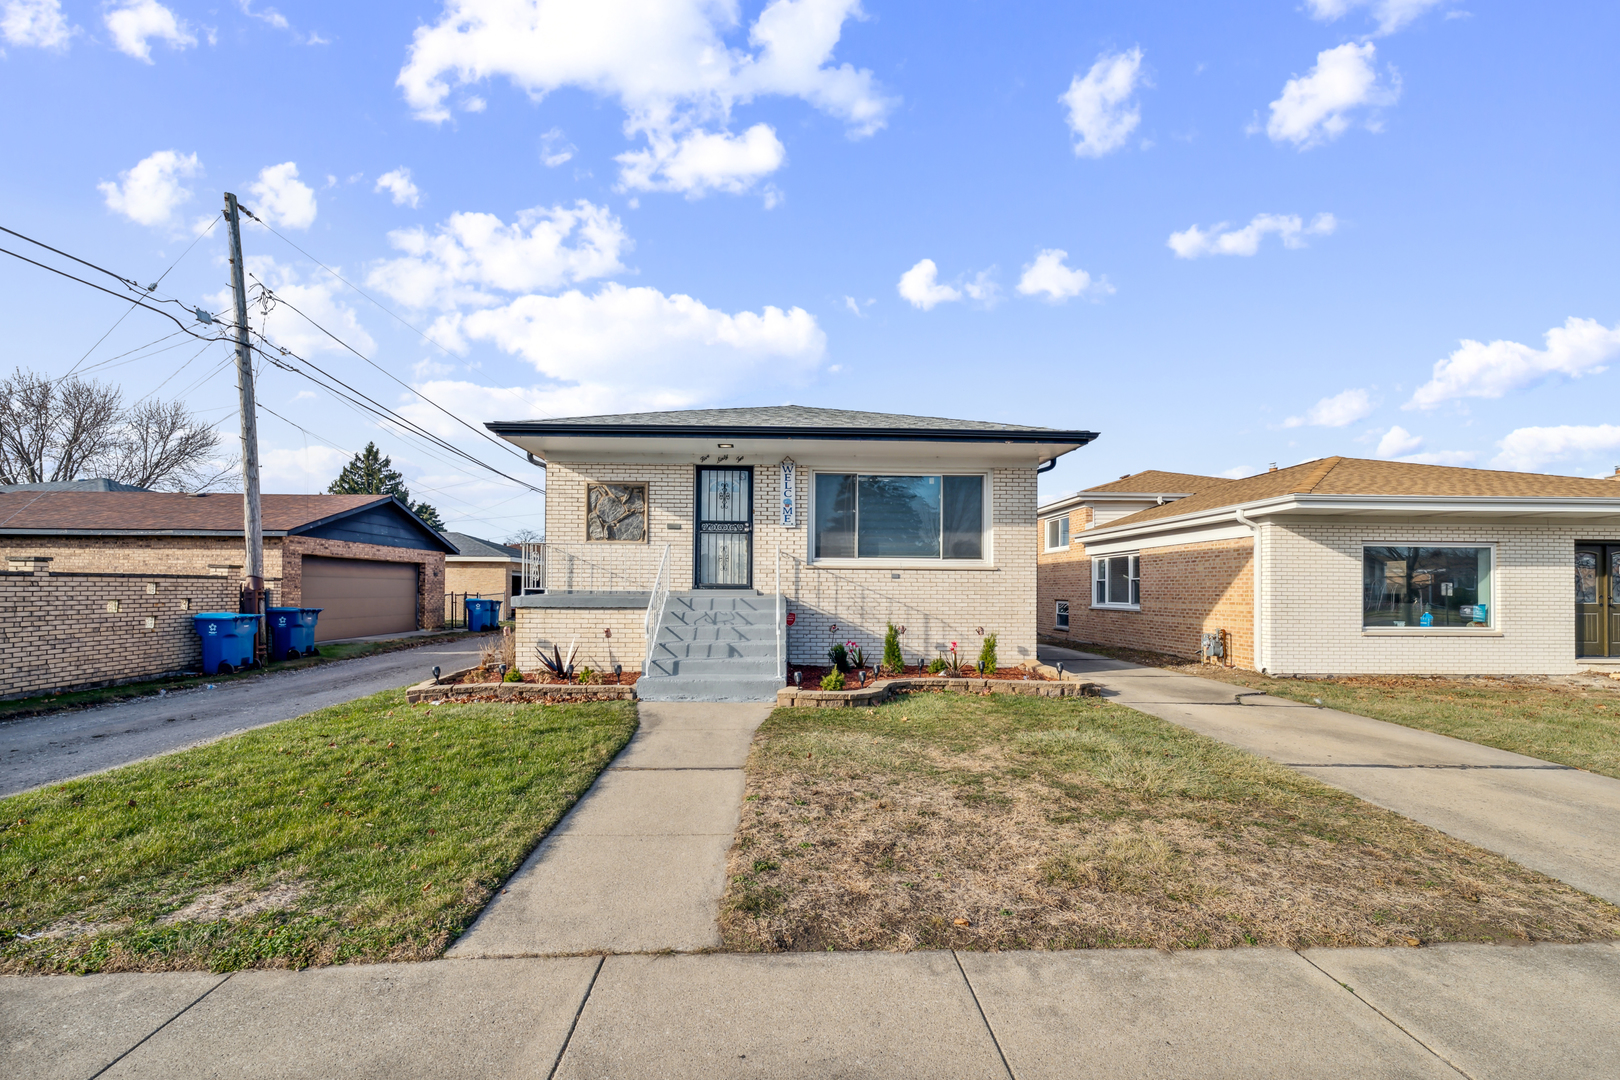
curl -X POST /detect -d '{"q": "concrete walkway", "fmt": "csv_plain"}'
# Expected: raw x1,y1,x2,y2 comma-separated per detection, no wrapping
6,942,1618,1078
0,636,488,797
1041,646,1620,906
448,701,771,957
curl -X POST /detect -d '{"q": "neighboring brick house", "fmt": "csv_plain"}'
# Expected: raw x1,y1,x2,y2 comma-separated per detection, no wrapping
488,406,1097,699
443,532,523,618
1037,458,1620,676
0,491,454,647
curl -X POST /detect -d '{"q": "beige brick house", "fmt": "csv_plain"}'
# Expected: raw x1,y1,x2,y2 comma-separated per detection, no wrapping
488,406,1096,700
1037,459,1620,676
443,532,523,619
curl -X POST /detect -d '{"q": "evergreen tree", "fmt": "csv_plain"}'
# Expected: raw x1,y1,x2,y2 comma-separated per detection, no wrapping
327,442,444,530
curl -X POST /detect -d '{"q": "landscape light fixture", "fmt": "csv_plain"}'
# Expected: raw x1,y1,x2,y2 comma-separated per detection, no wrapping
432,665,441,685
614,663,623,683
499,664,508,678
793,671,802,687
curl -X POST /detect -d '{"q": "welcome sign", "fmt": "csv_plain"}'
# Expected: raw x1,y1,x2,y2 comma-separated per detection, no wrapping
780,458,797,527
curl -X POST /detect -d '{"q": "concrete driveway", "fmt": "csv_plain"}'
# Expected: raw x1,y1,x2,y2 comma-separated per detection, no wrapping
0,636,489,797
1042,645,1620,906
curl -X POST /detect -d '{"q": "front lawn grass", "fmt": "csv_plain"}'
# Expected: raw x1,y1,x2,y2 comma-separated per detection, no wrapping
722,692,1620,952
0,690,635,974
1073,641,1620,781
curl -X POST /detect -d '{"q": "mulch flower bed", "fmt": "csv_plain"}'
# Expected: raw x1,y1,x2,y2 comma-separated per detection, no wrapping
454,668,640,687
787,663,1052,687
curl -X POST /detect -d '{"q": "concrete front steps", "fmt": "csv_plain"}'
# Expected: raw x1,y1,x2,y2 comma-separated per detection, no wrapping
636,592,785,703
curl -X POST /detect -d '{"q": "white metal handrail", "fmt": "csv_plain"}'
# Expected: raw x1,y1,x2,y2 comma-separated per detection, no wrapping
642,543,672,675
775,545,784,682
541,542,666,593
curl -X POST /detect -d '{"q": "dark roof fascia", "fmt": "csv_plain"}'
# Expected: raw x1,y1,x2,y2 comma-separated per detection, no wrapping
0,528,295,538
487,420,1100,447
284,496,458,553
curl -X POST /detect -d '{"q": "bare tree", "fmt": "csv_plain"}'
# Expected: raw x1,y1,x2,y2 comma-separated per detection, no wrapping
504,527,542,545
0,367,224,490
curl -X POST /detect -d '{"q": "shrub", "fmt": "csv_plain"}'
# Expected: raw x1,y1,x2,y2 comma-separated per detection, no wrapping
883,623,904,674
927,657,946,675
576,667,596,685
978,633,998,676
502,666,523,683
847,641,866,670
820,669,846,691
827,642,850,673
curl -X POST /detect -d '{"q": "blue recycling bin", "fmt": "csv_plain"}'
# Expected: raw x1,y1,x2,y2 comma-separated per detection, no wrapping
267,606,323,661
192,612,259,675
464,597,501,632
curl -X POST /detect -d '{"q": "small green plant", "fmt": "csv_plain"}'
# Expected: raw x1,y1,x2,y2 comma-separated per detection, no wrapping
927,657,946,675
883,623,904,674
576,667,596,685
820,669,846,691
502,666,523,683
827,642,850,673
978,632,998,676
846,640,865,670
939,641,968,677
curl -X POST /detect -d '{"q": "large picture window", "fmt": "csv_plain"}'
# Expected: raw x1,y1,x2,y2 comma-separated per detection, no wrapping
1092,554,1139,608
812,473,985,561
1363,545,1493,628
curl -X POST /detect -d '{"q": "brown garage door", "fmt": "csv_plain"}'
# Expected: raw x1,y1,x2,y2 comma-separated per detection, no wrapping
301,557,418,641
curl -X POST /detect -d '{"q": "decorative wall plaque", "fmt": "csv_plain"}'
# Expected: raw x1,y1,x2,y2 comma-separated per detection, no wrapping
586,483,647,541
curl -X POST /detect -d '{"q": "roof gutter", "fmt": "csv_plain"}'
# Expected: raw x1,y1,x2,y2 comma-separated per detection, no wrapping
488,420,1100,447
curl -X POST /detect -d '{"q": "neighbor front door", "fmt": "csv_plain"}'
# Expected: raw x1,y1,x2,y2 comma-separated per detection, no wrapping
1576,544,1620,657
697,467,752,588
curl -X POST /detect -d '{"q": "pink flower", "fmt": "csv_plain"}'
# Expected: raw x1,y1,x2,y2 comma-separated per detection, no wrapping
950,641,957,651
847,640,856,649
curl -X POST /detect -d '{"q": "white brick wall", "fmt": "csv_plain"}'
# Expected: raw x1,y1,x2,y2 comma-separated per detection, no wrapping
539,459,1038,669
513,604,647,676
1260,519,1585,675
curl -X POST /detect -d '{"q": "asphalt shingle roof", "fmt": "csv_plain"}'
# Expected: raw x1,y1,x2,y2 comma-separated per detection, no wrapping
1082,470,1232,494
489,405,1094,440
0,492,398,534
443,531,521,559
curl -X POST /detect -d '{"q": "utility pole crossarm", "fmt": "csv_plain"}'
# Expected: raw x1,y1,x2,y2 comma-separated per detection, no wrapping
224,193,265,625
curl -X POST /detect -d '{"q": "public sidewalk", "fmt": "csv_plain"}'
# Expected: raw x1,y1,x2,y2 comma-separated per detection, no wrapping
5,942,1618,1079
448,701,772,956
1041,646,1620,907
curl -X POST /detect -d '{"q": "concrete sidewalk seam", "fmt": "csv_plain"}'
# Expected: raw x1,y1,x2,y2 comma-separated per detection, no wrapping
1285,762,1577,771
547,954,604,1080
84,972,232,1080
606,766,743,772
951,950,1017,1080
1293,951,1477,1080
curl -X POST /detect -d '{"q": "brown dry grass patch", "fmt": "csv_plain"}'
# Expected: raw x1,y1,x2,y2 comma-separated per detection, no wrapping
720,692,1620,952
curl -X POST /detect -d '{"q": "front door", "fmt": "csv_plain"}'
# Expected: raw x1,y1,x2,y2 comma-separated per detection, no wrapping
697,467,752,588
1576,544,1620,657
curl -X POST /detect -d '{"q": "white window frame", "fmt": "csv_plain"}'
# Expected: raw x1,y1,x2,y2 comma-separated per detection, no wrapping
1360,541,1498,633
1043,515,1071,553
1091,553,1140,610
806,468,993,568
1054,599,1070,630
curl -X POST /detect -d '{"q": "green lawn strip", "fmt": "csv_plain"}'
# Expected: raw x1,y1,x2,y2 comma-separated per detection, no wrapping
1070,641,1620,781
722,692,1620,952
0,632,488,724
0,690,635,974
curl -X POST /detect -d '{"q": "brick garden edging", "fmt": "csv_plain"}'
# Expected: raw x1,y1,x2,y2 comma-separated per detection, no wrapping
777,668,1102,709
405,667,637,704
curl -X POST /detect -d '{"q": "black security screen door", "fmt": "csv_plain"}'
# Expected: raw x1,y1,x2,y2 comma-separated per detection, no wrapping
1577,544,1620,658
697,467,752,588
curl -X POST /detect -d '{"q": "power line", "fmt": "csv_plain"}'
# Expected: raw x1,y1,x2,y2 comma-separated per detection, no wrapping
0,243,220,341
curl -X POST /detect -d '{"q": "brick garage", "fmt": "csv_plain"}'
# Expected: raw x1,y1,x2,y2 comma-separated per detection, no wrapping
0,491,454,696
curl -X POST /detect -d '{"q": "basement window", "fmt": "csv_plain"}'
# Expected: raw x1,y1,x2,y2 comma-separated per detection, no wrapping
1055,599,1070,630
1092,554,1139,609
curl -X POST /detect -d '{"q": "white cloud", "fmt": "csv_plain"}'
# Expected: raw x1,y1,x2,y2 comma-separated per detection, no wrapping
1265,43,1398,148
1375,425,1424,457
897,259,961,311
258,443,351,492
374,167,422,208
395,0,892,196
98,149,201,229
237,0,287,30
226,255,376,360
248,162,318,230
540,127,575,167
1016,249,1111,302
1305,0,1448,35
616,122,786,196
2,0,75,49
1283,388,1374,428
104,0,196,63
368,201,629,310
1406,317,1620,410
1061,47,1145,158
1399,449,1478,466
1492,425,1620,472
1168,212,1336,258
407,283,824,426
1220,466,1254,479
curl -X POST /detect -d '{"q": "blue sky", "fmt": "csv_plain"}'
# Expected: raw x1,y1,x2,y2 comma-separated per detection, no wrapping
3,0,1618,537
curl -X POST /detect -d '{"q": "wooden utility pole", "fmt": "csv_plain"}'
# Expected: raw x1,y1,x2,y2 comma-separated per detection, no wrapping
224,193,265,645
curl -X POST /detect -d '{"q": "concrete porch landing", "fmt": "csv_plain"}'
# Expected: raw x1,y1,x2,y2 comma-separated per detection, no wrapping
447,701,770,957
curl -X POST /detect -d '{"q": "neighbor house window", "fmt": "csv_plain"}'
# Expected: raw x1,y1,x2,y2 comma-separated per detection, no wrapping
1044,515,1070,552
812,473,985,561
1054,599,1070,630
1363,545,1493,628
1092,554,1139,608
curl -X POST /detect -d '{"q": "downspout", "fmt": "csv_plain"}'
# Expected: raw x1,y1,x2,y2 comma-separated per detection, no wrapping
1234,507,1263,672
